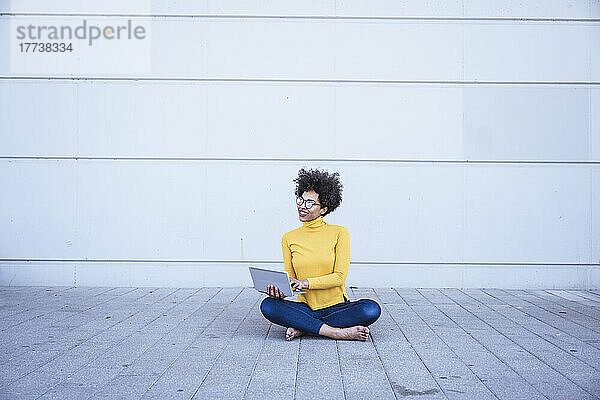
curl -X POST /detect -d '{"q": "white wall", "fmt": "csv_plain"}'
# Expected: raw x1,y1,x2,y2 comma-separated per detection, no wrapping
1,1,599,288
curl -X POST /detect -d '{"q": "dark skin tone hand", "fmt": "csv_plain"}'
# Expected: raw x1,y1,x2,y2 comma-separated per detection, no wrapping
266,278,309,299
266,284,286,299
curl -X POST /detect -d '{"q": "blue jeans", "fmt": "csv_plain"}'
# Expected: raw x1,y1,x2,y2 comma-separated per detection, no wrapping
260,294,381,335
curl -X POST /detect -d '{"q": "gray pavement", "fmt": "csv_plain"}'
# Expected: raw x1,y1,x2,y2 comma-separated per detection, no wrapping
0,286,599,399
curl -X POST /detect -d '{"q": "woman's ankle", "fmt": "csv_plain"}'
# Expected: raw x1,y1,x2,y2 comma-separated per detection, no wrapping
318,323,340,339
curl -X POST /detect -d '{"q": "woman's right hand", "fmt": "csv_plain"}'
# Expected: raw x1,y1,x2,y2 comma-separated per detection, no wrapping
266,285,286,299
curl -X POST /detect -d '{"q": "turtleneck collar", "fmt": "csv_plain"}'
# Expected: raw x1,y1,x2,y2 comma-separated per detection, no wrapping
301,215,326,230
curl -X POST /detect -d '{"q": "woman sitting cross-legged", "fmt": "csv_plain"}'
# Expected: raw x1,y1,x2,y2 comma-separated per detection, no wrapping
260,167,381,341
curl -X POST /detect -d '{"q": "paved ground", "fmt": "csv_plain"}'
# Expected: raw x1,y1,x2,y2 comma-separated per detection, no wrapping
0,286,599,400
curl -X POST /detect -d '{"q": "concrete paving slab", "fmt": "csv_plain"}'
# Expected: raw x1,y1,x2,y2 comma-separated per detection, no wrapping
1,286,599,399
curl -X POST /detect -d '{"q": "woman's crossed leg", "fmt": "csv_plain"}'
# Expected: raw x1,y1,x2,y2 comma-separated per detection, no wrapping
260,297,381,341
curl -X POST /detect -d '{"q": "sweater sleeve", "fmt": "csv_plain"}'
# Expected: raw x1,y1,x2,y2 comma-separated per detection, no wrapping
282,234,297,279
306,227,350,290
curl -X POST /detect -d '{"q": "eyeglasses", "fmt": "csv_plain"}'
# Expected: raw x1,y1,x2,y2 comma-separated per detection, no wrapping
296,196,321,209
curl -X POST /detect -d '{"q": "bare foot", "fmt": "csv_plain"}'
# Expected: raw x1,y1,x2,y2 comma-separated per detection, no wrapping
333,326,370,341
286,327,305,341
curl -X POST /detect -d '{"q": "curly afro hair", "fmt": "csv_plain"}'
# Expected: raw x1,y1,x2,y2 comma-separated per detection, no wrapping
293,168,343,217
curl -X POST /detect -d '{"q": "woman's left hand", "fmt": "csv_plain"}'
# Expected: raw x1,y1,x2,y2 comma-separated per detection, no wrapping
290,277,309,291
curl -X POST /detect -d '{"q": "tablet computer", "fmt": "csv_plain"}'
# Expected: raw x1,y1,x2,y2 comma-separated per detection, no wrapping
248,265,306,297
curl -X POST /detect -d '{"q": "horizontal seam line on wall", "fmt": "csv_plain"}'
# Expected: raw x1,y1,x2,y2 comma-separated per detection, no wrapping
1,259,598,266
1,77,599,86
1,156,599,165
1,13,600,22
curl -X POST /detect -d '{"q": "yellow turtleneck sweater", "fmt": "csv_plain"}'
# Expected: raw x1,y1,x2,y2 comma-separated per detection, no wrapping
281,215,350,310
